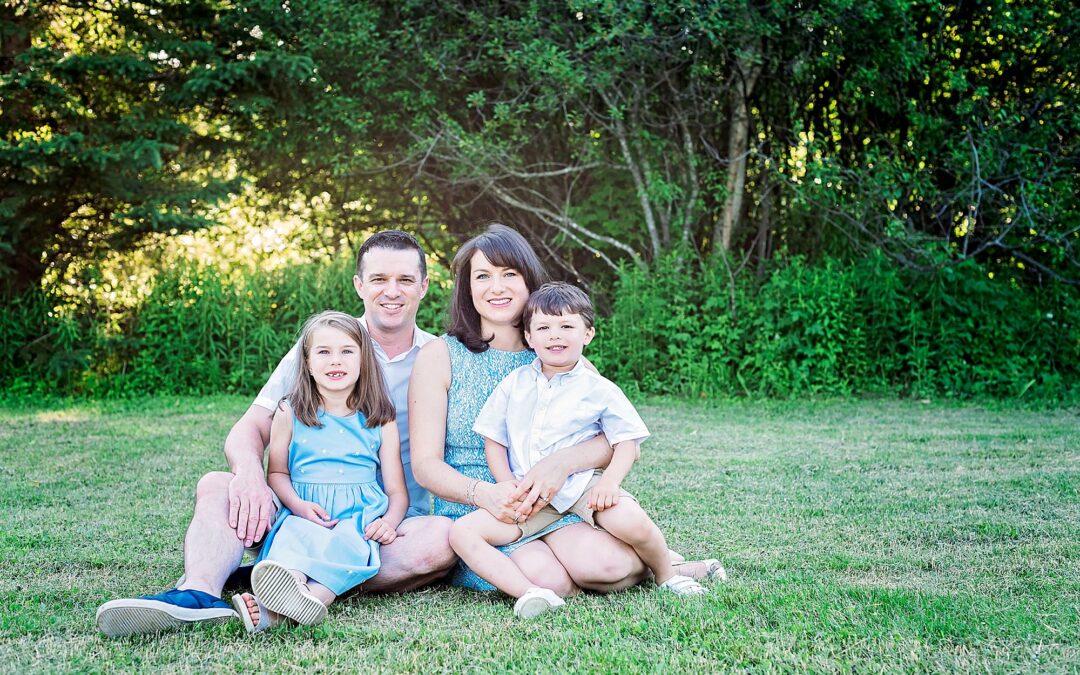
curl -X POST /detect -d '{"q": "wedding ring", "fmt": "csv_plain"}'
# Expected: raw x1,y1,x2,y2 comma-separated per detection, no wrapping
537,495,549,503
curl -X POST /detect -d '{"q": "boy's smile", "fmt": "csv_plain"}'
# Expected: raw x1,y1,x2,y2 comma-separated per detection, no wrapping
525,310,595,377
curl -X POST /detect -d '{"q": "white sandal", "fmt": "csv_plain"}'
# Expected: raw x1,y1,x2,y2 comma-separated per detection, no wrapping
250,561,327,625
231,593,284,633
658,574,706,596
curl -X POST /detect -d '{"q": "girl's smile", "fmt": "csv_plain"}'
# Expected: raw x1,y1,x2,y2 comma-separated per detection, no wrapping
308,326,362,393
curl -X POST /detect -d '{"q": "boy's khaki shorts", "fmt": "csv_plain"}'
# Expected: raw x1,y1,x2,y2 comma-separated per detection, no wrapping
516,471,637,540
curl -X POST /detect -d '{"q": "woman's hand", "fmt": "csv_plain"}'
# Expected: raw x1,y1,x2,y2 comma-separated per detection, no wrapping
476,480,524,524
364,517,398,544
511,454,570,518
295,501,339,528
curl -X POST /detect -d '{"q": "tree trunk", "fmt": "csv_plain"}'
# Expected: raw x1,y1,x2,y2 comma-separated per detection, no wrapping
714,49,762,254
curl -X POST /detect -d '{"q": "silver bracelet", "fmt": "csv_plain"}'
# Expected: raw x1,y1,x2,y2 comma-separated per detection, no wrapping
466,479,479,506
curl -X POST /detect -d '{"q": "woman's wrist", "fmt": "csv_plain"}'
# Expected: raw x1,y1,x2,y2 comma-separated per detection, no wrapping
465,478,480,506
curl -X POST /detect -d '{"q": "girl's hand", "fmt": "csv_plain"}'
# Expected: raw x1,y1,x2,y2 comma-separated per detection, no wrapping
296,501,339,528
587,479,621,512
364,517,398,544
476,480,524,524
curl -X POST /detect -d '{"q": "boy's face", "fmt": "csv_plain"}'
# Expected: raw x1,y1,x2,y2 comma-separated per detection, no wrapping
525,310,595,374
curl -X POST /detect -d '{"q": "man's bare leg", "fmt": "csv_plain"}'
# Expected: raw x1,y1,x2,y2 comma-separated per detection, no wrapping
175,471,247,597
360,515,456,593
96,471,248,637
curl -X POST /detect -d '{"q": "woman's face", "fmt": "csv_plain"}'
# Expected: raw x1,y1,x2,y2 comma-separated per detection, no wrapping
469,250,531,329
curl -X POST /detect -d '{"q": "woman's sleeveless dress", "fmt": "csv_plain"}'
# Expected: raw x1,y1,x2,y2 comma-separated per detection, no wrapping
257,408,388,596
436,335,583,590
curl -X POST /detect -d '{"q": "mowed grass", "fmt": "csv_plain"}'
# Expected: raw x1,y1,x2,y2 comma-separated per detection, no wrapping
0,396,1077,672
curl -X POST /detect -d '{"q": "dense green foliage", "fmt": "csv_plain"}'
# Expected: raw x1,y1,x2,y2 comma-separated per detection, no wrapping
3,0,1077,287
593,252,1078,400
0,255,451,397
2,252,1074,400
2,1,1077,399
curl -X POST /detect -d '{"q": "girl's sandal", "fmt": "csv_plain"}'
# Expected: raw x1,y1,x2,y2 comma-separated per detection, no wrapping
658,574,707,596
251,561,328,625
231,593,283,633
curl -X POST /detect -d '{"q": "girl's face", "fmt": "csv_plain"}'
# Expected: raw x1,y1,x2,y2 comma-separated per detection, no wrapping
306,325,363,394
469,250,530,329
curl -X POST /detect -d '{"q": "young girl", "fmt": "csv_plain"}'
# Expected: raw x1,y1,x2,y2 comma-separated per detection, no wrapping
232,310,408,632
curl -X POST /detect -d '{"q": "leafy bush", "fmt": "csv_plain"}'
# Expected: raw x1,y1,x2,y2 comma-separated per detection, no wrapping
590,251,1079,401
1,251,1075,401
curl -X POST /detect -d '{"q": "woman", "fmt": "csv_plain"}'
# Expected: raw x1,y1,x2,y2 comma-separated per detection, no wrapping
410,224,712,595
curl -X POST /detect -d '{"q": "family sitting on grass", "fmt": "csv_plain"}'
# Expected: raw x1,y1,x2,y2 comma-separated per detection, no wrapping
96,226,727,636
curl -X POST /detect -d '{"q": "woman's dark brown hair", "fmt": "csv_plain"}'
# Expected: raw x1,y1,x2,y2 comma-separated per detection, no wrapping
447,224,549,352
288,310,395,428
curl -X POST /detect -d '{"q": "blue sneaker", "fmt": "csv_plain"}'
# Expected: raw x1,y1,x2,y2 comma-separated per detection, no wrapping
96,588,237,637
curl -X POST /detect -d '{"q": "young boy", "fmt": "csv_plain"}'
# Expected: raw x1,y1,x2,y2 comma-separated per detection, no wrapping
449,282,712,619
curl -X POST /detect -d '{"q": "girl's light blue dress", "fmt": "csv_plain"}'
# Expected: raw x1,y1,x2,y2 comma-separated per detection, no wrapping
257,408,387,596
437,336,583,590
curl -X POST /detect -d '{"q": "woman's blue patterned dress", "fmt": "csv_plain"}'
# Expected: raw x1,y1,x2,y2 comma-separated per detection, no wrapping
436,335,583,590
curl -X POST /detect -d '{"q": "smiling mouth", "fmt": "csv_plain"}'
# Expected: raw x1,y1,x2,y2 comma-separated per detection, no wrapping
326,371,348,379
382,303,404,311
548,345,566,352
489,298,511,306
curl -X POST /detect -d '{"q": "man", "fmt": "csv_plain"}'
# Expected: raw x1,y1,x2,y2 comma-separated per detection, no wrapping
96,230,457,637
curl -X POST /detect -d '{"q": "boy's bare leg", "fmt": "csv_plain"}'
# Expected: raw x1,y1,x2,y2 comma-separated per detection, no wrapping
448,511,537,598
593,501,676,585
361,515,457,593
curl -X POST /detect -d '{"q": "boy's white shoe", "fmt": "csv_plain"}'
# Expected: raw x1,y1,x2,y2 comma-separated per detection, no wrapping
513,587,565,619
658,574,706,596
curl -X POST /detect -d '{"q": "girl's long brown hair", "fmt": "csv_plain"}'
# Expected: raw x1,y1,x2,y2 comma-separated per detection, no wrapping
288,310,394,429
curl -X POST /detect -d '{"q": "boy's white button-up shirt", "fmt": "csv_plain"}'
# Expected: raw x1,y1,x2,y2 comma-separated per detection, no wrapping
473,358,649,513
253,315,436,515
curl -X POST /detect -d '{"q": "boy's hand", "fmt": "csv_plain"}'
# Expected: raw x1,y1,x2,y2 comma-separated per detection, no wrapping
364,517,398,544
295,501,339,528
587,479,621,511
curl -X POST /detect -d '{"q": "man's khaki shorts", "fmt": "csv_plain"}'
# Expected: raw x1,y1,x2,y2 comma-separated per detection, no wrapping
516,471,637,540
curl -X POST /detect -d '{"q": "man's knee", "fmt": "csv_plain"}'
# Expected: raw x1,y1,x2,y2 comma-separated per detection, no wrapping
195,471,233,502
399,516,457,575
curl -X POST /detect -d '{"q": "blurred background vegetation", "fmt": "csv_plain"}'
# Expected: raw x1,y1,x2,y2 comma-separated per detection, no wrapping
1,0,1077,400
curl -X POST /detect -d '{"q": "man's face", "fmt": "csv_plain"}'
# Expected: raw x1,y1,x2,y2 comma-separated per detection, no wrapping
353,247,429,336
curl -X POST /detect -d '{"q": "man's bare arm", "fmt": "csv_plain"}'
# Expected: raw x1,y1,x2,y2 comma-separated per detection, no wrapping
222,404,277,547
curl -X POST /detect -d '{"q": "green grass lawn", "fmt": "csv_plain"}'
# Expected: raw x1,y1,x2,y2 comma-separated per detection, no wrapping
1,396,1077,672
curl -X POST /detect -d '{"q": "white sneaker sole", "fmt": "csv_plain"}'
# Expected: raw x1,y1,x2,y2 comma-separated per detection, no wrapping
251,561,327,625
95,599,236,637
514,596,558,619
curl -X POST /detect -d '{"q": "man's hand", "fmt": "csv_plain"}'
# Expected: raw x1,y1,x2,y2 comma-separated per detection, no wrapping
511,454,569,518
476,480,524,524
364,517,397,544
587,478,622,512
228,472,277,546
294,501,339,529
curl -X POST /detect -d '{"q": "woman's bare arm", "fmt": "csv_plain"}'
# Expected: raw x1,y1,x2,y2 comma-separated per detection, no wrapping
409,340,521,523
